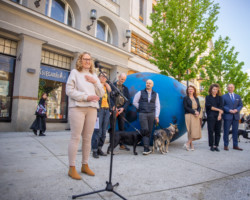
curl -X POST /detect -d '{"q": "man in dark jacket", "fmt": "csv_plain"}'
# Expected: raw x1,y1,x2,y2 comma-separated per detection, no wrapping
133,79,160,155
222,83,243,151
110,73,130,151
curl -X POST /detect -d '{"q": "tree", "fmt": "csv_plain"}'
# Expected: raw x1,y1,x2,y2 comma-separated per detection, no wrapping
199,36,250,106
147,0,219,82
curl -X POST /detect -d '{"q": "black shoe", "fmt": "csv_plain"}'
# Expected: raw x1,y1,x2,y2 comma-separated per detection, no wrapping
39,132,46,136
93,151,99,158
33,130,37,136
210,147,214,151
98,148,107,156
143,148,152,155
214,147,220,152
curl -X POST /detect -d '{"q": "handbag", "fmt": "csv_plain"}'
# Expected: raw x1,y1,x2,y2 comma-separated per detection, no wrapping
35,104,46,116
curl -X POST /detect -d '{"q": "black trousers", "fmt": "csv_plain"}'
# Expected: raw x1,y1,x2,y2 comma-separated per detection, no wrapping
110,111,125,132
109,111,125,146
139,112,155,149
207,117,222,147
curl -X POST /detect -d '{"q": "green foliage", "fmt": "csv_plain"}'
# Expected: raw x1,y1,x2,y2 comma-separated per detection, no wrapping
199,36,250,106
147,0,219,82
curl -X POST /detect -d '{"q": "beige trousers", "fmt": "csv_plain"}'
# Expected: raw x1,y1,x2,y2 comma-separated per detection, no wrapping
68,107,97,166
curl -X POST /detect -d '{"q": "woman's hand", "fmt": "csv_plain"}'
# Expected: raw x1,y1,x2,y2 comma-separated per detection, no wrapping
217,114,222,121
85,75,97,84
87,95,100,102
195,111,199,117
219,109,224,114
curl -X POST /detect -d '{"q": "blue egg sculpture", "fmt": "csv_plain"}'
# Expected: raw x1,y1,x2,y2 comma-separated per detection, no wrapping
123,72,187,145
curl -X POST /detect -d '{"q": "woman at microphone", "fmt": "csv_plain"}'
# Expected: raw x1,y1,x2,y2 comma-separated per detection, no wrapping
66,52,105,180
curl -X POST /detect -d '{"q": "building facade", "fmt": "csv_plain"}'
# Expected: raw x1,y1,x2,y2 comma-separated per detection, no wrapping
0,0,159,131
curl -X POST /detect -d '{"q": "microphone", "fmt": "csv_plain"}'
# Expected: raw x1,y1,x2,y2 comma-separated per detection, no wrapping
94,60,103,69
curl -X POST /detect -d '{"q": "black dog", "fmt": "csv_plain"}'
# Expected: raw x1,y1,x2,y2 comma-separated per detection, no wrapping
229,129,250,142
107,130,142,155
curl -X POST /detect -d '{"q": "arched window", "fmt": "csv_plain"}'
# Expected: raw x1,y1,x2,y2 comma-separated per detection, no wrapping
45,0,74,27
96,20,112,44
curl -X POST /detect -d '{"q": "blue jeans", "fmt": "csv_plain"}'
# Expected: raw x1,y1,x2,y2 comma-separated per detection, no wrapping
91,108,110,151
223,119,239,147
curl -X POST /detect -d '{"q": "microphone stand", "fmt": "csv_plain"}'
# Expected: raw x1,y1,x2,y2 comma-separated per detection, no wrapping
72,67,127,200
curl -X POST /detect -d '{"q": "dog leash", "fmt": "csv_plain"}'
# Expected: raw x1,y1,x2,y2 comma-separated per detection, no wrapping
155,123,164,129
120,116,143,136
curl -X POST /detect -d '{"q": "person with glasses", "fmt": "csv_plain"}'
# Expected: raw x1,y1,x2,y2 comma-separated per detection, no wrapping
66,52,105,180
91,72,112,158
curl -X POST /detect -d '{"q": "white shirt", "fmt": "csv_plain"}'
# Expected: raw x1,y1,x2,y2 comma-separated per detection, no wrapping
133,90,160,118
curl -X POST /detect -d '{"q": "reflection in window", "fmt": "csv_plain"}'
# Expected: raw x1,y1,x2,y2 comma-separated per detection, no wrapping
97,21,105,41
45,0,74,26
0,55,15,121
10,0,21,3
51,0,65,23
96,20,112,44
139,0,144,23
131,33,153,60
39,65,69,121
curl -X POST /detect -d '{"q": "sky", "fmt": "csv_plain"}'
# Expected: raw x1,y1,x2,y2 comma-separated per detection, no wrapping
213,0,250,75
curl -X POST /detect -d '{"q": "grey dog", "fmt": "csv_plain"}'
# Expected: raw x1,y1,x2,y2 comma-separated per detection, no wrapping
152,124,179,154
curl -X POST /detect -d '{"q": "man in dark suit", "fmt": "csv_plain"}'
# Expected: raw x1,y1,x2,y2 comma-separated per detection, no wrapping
222,84,243,151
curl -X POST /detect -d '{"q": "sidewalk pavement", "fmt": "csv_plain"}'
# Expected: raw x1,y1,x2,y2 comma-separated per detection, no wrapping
0,128,249,200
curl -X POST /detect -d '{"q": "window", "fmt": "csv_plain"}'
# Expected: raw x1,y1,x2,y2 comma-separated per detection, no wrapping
139,0,144,23
40,50,71,122
131,34,152,60
10,0,22,3
0,37,17,122
39,65,69,121
41,50,71,69
0,38,17,56
0,55,15,122
96,20,112,44
45,0,74,26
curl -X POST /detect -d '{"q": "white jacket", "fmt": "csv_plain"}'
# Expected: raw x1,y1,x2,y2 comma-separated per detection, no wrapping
66,69,105,108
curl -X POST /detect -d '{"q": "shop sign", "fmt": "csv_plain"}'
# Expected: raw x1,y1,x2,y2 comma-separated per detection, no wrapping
40,65,69,83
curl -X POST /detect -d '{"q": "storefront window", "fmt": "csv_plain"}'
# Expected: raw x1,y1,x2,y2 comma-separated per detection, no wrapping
0,55,15,121
39,65,69,121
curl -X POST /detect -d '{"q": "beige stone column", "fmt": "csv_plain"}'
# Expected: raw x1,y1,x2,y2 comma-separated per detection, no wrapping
11,34,45,131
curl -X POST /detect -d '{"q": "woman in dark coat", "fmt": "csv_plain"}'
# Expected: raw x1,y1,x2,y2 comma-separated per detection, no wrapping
30,93,47,136
205,84,223,152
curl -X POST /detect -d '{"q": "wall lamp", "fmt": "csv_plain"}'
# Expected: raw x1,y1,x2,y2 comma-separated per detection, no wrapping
34,0,41,8
123,30,131,47
86,9,97,31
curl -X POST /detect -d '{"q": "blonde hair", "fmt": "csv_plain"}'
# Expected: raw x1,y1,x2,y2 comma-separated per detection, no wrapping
75,52,95,74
